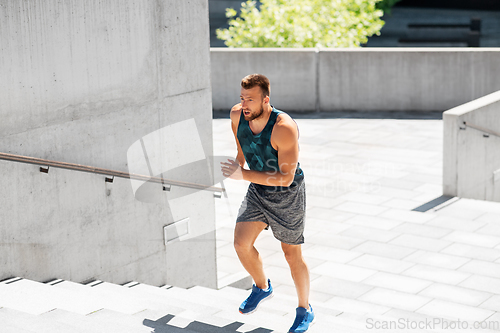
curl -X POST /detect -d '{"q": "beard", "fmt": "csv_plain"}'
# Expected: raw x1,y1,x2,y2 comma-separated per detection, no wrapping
243,104,264,121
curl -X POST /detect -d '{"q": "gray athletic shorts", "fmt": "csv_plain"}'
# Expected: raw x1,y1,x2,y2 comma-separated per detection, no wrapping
236,179,306,245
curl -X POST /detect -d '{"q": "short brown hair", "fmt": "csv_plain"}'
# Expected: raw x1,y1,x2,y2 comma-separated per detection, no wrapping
241,74,270,98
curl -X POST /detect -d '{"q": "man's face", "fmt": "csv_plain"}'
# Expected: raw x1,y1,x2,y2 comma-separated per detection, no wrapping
240,86,268,121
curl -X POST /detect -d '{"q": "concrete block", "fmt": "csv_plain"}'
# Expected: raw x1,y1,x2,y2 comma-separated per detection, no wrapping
426,215,486,232
351,241,417,260
379,209,436,224
443,230,500,248
416,299,494,322
0,0,217,288
211,48,318,112
404,250,470,269
460,275,500,294
443,90,500,202
345,215,403,231
303,245,363,264
361,272,432,294
310,276,374,299
403,264,471,285
389,234,451,252
318,49,500,112
349,254,415,274
418,283,492,307
358,288,431,312
324,296,391,316
458,260,500,278
441,243,500,262
391,222,453,239
311,261,377,283
335,202,389,217
340,225,400,243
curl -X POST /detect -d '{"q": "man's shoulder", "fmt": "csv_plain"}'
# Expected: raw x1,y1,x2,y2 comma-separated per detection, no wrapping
230,103,242,124
273,112,298,143
275,112,297,130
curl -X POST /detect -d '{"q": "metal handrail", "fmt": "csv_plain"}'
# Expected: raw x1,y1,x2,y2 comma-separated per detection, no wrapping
464,122,500,139
0,152,225,193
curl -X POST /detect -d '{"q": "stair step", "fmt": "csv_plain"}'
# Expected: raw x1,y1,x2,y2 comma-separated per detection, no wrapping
184,285,291,317
0,307,82,333
218,271,252,289
2,321,37,333
1,276,407,333
41,308,151,333
87,308,165,333
126,283,228,317
52,280,182,315
0,278,98,315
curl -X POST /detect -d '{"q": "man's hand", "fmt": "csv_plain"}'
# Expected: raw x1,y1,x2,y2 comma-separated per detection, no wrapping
221,159,244,180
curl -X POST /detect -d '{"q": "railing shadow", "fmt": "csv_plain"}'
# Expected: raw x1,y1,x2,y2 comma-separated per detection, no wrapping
144,314,273,333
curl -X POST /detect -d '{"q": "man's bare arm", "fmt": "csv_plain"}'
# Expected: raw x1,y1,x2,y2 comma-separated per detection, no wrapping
230,103,246,167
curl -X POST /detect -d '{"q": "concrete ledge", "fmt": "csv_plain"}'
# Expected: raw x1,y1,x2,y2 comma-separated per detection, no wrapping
211,48,318,112
443,90,500,202
211,48,500,113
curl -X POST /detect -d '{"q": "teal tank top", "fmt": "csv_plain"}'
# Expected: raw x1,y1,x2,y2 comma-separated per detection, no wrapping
237,106,304,191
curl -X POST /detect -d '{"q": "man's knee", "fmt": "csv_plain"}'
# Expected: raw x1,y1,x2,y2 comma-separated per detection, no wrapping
234,236,252,253
234,221,266,253
282,244,302,265
234,229,255,253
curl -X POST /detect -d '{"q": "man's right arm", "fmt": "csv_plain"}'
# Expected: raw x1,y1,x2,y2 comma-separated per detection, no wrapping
230,103,246,167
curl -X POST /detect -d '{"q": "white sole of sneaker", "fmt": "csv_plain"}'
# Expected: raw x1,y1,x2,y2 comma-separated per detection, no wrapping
239,292,274,315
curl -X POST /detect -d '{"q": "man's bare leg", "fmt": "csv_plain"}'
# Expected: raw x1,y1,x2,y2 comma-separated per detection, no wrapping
281,242,310,309
234,221,269,289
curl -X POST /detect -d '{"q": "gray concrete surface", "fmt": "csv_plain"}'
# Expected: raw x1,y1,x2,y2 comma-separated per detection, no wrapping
444,90,500,202
213,112,500,330
211,48,318,112
211,48,500,113
0,0,217,288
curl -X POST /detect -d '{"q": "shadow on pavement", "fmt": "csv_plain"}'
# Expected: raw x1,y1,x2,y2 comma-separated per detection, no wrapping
144,314,273,333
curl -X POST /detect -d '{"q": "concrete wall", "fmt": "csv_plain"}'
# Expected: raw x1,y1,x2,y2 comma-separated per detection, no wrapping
0,0,217,288
443,90,500,202
211,48,500,112
211,48,318,112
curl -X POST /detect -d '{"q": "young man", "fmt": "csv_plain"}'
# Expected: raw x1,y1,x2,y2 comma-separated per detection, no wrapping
221,74,314,333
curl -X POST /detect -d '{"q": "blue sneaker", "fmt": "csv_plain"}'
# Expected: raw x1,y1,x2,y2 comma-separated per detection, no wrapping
239,279,273,314
289,304,315,333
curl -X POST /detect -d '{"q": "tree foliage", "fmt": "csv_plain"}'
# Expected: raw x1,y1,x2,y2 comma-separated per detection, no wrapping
216,0,386,48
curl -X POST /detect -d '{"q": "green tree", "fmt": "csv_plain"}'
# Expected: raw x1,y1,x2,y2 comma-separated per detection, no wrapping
216,0,386,48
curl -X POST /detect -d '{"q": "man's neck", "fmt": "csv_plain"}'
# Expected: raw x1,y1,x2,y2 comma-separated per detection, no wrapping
248,104,273,134
250,104,273,125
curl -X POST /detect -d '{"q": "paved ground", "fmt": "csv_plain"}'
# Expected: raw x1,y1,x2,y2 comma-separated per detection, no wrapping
213,113,500,331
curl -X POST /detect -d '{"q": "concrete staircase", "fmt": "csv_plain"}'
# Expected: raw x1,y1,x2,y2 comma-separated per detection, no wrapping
0,276,453,332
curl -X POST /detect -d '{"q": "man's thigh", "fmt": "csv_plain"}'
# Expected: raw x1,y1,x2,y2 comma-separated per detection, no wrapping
234,221,268,247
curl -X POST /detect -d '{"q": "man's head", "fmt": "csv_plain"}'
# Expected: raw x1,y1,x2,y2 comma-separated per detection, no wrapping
241,74,270,98
240,74,271,121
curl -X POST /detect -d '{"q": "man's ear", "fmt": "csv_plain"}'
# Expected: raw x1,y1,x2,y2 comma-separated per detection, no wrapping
264,95,270,104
